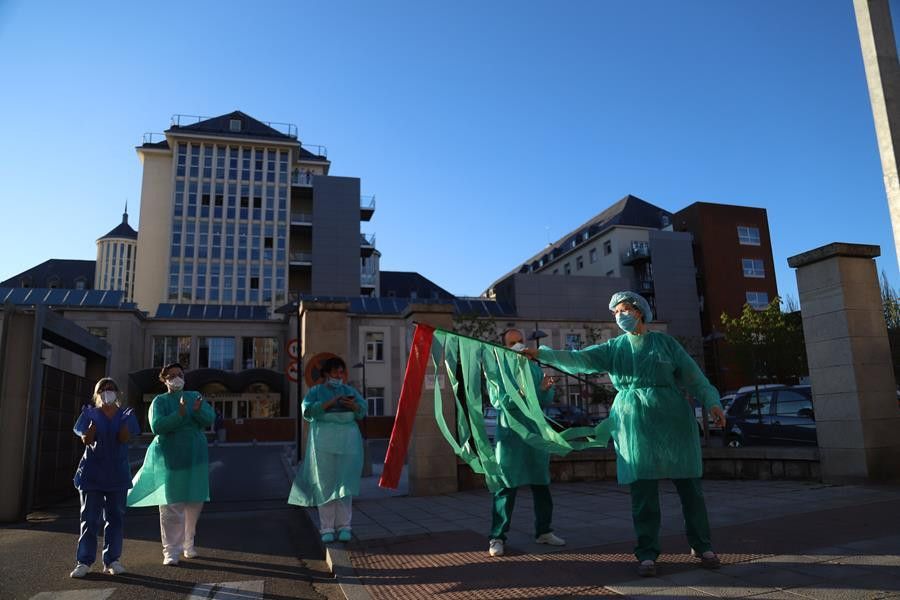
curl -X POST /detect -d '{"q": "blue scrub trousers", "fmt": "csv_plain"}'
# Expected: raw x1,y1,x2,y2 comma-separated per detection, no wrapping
77,490,127,566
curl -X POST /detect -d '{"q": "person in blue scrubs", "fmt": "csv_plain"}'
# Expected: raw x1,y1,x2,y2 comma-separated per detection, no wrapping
69,377,141,578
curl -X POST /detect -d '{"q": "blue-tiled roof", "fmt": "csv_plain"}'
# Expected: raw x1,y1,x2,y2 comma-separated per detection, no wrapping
0,287,126,307
154,304,271,320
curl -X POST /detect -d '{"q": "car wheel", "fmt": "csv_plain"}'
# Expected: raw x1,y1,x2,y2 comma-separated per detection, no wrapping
727,436,742,448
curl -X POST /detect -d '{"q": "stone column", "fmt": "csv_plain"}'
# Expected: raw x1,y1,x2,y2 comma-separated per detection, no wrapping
298,300,350,459
788,243,900,482
403,303,458,496
854,0,900,266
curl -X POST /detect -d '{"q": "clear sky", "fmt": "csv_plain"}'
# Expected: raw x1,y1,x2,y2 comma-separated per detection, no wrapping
0,0,897,302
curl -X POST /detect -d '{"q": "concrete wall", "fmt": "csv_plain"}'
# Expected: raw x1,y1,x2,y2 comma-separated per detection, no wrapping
311,176,362,297
650,230,704,358
133,149,174,315
504,273,631,321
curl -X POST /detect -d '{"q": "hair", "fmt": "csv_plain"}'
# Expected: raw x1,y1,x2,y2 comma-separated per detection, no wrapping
499,328,524,345
158,362,184,382
92,377,120,407
321,356,346,376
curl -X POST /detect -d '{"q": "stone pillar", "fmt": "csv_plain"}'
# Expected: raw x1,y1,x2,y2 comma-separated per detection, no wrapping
854,0,900,265
298,300,350,459
403,303,458,496
788,243,900,482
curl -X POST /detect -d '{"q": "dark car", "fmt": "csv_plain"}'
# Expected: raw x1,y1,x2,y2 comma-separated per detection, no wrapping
543,404,593,431
725,385,816,447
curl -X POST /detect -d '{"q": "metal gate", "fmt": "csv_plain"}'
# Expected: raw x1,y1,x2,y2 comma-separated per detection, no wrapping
32,365,90,508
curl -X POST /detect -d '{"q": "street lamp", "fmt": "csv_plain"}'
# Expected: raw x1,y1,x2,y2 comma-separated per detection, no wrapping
352,360,367,406
528,328,547,349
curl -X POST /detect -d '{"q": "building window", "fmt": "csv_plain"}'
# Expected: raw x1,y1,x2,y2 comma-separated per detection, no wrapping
152,336,191,368
366,387,385,416
242,337,278,369
565,333,582,351
229,119,242,132
74,277,87,290
576,256,584,270
738,226,761,246
365,331,385,362
603,240,612,256
746,291,770,310
564,263,571,275
87,327,108,340
589,248,597,263
199,337,235,370
742,258,765,278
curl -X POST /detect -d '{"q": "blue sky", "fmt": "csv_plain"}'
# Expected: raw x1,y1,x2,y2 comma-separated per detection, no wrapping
0,0,896,302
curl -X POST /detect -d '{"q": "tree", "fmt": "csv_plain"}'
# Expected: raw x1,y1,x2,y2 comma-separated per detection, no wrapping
720,297,807,385
880,270,900,385
452,313,501,343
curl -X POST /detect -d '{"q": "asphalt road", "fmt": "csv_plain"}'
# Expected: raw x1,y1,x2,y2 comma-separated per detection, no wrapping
0,444,343,600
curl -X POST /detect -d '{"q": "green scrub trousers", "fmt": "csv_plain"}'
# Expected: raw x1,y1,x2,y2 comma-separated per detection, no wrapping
490,484,553,541
630,478,712,561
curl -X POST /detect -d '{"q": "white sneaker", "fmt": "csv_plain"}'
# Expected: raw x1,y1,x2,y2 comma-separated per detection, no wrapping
163,556,179,566
535,532,566,546
183,547,198,559
104,561,126,575
69,563,90,578
488,539,504,557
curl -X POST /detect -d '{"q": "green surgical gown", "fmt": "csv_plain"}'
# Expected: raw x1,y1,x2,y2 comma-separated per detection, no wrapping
288,383,367,507
492,361,555,488
127,391,215,506
537,331,721,485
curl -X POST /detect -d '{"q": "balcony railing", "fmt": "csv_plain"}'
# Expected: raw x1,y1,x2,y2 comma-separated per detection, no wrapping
290,212,312,224
142,132,166,145
300,144,327,158
622,242,651,265
361,233,376,247
170,114,298,138
289,252,312,264
361,272,377,286
291,171,314,186
361,195,376,210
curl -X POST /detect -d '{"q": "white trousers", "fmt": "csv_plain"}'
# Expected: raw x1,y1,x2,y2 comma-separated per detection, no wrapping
318,497,352,534
159,502,203,559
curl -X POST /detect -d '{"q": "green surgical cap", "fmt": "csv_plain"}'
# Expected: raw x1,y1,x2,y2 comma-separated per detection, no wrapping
608,291,653,323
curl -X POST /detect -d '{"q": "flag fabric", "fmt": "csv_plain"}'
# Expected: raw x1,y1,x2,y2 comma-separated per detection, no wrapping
380,325,611,492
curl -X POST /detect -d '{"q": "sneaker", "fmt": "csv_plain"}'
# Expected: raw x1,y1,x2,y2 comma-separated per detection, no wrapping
535,532,566,546
69,563,90,578
162,556,179,566
104,561,126,575
183,547,198,559
638,559,657,577
337,529,352,542
321,532,335,543
691,549,721,569
488,539,504,557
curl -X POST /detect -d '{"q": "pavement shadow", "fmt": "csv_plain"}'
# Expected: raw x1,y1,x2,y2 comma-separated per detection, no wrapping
102,571,323,600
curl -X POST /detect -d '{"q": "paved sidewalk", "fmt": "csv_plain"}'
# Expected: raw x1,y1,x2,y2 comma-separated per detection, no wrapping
311,467,900,599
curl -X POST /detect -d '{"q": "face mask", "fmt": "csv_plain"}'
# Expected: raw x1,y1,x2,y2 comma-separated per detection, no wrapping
509,342,527,352
166,377,184,392
327,378,342,388
616,313,639,333
101,391,117,405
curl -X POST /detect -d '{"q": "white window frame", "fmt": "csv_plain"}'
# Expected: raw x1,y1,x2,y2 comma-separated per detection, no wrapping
746,291,769,310
364,330,385,362
366,387,385,416
742,258,765,278
738,226,761,246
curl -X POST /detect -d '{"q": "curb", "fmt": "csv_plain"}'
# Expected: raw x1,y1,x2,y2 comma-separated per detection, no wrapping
325,544,373,600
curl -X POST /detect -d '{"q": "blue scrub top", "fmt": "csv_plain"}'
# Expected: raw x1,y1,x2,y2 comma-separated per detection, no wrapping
73,405,141,492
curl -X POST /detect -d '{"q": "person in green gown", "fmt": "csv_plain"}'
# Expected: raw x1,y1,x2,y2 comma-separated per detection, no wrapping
487,328,565,557
127,362,214,565
523,291,726,577
288,356,367,543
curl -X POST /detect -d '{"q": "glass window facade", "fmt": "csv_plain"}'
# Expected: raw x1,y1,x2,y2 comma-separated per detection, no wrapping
152,336,191,368
242,337,279,369
199,337,235,370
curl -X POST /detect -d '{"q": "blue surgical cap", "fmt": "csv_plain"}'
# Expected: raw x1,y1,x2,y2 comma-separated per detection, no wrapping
608,291,653,323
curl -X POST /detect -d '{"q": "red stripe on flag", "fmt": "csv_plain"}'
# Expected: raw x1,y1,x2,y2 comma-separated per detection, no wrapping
379,323,435,489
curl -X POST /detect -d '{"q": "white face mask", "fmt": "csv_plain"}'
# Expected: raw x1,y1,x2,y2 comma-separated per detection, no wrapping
509,342,527,352
100,391,117,405
166,377,184,392
327,378,343,388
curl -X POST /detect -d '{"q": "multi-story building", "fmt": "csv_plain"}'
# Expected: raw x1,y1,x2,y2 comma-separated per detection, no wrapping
95,206,138,301
485,194,704,358
673,201,779,391
1,259,95,290
133,111,376,316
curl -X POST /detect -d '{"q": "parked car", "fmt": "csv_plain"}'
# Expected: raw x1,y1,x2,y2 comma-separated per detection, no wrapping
725,385,816,447
543,404,593,431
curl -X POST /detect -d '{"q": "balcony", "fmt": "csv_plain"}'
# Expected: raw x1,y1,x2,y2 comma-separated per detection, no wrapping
361,272,377,287
622,242,651,265
361,233,376,258
361,195,376,221
291,170,314,187
289,252,312,266
290,212,312,226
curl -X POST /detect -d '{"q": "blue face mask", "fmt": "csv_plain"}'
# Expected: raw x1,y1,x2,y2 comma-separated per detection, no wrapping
616,313,639,333
327,378,342,388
